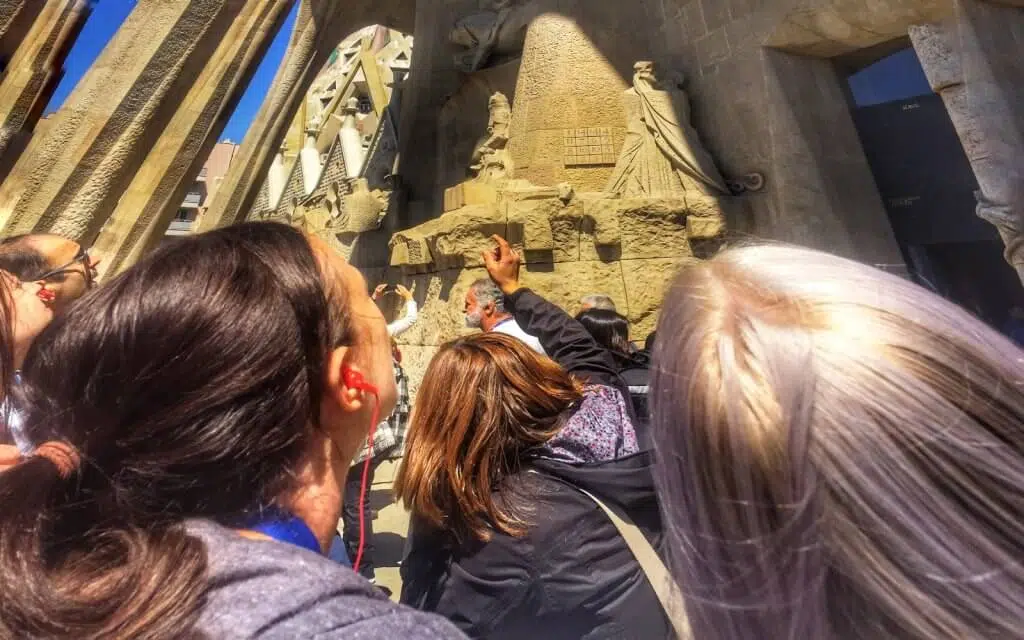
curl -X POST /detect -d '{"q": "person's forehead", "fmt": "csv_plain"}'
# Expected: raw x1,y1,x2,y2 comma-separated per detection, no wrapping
26,235,80,266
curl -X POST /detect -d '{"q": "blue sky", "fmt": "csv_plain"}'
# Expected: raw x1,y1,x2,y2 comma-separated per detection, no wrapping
46,0,297,142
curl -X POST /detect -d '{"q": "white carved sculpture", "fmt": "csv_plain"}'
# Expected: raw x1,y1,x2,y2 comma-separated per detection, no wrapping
339,177,389,233
299,130,322,195
339,98,366,178
606,62,730,197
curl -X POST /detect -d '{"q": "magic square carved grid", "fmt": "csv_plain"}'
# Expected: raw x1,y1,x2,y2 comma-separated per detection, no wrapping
563,127,617,167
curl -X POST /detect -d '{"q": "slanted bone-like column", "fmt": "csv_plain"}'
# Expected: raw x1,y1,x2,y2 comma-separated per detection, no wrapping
91,0,295,276
0,0,292,247
910,2,1024,283
0,0,90,179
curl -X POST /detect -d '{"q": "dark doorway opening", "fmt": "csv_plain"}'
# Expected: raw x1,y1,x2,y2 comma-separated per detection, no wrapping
840,45,1024,334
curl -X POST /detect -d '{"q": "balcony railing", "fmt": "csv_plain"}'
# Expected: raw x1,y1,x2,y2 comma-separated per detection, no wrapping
166,219,195,236
181,191,202,208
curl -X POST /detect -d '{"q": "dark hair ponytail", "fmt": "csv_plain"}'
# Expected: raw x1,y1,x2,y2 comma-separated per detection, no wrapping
0,222,351,637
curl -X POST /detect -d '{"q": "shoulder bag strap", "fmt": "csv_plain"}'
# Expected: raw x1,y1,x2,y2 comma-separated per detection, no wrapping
527,470,692,639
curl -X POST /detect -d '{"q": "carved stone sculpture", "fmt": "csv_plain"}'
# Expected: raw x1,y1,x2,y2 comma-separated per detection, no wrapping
606,62,731,198
449,0,535,72
470,92,513,180
339,177,389,233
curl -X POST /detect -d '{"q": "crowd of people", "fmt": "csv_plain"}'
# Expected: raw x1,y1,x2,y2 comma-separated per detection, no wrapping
0,222,1021,639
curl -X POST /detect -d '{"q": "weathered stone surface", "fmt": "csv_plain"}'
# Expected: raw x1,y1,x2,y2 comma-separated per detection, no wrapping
622,257,699,341
388,267,485,347
617,198,693,260
90,0,297,275
910,0,1024,284
521,260,628,318
507,196,556,253
0,0,89,177
510,10,630,192
10,0,1016,355
389,205,506,270
908,23,962,92
685,193,733,238
767,0,954,57
581,197,623,248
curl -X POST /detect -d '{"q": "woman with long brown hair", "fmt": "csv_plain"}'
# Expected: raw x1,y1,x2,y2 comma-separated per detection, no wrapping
396,236,670,638
651,244,1024,639
0,223,463,638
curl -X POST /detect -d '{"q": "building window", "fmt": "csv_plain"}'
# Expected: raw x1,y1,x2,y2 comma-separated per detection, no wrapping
357,95,373,114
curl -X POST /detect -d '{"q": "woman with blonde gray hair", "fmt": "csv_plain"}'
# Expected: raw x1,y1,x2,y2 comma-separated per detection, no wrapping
650,244,1024,639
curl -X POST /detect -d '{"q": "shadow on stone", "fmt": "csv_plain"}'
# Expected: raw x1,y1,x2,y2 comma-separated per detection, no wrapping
373,531,408,569
369,488,395,512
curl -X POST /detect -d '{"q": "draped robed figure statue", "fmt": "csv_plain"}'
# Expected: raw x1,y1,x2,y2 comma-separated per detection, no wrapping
606,61,730,198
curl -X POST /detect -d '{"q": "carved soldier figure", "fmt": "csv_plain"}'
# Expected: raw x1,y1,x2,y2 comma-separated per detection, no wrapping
606,61,730,197
470,92,513,180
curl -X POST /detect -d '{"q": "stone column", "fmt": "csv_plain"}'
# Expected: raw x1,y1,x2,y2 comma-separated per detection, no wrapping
90,0,295,277
910,2,1024,283
0,0,89,179
0,0,291,244
509,10,631,192
1,1,39,59
198,0,416,233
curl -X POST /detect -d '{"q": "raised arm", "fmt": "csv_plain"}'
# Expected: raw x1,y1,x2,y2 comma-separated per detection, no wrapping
387,285,419,337
385,284,417,337
482,236,620,385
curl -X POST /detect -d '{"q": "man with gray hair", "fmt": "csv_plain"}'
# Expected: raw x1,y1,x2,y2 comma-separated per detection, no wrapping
464,277,546,354
580,293,616,312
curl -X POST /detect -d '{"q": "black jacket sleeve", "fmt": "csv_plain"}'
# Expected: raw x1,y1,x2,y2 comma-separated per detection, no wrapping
504,288,621,388
401,518,540,639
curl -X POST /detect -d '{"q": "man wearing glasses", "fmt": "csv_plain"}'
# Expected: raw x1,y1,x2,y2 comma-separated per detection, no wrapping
0,234,98,314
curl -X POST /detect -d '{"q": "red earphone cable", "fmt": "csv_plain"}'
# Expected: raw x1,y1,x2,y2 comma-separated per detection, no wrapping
352,390,380,575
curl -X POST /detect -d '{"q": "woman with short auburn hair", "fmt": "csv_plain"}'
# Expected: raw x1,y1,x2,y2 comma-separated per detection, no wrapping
396,332,583,543
652,244,1024,639
397,236,671,639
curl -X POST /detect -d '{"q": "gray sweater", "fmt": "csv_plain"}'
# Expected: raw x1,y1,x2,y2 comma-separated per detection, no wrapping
188,520,465,639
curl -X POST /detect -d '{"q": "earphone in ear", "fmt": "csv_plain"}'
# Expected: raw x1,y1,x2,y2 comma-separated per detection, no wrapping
341,365,382,575
342,367,379,395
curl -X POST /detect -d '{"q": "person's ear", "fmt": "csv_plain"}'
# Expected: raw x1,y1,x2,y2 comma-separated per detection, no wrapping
323,346,368,414
483,300,496,317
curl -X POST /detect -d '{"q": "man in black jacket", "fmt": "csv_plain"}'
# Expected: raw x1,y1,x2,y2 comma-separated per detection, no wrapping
400,236,671,639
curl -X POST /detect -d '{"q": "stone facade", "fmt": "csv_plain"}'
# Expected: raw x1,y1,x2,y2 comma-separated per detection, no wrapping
0,0,1022,389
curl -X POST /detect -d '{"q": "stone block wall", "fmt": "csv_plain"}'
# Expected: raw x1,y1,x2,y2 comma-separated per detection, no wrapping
376,251,695,398
377,177,735,391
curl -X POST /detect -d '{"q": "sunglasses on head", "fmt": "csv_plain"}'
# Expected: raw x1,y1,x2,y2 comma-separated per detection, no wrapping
36,248,96,289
